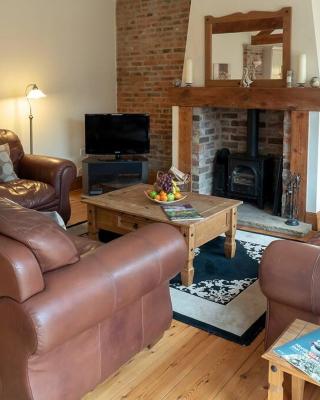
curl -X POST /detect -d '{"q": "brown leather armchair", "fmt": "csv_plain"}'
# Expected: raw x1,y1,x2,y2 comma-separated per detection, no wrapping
0,129,76,223
0,198,187,400
259,240,320,349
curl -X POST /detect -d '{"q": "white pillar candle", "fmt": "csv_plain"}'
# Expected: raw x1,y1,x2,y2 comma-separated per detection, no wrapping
298,54,307,84
185,58,193,85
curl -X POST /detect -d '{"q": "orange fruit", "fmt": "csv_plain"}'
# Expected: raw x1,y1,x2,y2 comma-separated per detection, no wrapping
174,192,182,200
155,194,161,201
159,190,166,196
160,194,167,202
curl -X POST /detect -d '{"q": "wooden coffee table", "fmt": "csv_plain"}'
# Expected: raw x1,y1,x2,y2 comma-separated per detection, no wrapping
82,184,242,286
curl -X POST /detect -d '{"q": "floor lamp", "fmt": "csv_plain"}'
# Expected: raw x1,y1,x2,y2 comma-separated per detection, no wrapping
25,83,46,154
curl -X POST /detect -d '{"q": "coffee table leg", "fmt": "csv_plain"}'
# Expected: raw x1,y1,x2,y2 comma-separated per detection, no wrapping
181,257,195,287
268,363,284,400
180,226,195,286
224,207,237,258
87,205,98,240
292,376,305,400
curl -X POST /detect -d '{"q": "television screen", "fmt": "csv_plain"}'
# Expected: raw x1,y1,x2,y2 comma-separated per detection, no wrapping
85,113,150,156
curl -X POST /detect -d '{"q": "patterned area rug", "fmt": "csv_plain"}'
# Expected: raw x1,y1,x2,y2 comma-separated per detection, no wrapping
67,223,278,345
170,230,279,345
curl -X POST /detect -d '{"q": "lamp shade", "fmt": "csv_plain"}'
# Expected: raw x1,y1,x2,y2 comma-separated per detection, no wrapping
26,84,46,99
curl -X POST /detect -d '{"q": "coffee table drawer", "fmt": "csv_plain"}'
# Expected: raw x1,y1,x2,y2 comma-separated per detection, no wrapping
96,208,153,233
117,214,151,232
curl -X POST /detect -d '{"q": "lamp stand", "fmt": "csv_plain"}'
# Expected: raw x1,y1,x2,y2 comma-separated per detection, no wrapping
25,83,46,154
27,95,34,155
29,113,33,155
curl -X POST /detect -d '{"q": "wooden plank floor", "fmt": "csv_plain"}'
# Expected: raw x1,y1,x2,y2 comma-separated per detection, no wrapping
68,189,87,226
69,190,320,400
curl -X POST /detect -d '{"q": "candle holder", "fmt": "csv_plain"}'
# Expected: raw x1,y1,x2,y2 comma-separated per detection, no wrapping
296,83,306,88
185,83,192,87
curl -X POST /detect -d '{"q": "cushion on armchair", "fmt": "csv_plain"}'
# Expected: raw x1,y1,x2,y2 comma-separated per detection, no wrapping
0,198,79,272
0,129,76,223
0,143,17,182
0,179,57,209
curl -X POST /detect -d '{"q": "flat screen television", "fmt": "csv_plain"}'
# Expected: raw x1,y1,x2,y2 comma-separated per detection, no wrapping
85,113,150,157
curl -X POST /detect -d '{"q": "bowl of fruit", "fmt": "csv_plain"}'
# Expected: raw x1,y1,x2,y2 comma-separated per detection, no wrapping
145,170,188,203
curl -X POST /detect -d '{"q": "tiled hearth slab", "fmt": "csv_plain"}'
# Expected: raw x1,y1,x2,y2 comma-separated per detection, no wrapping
238,203,312,237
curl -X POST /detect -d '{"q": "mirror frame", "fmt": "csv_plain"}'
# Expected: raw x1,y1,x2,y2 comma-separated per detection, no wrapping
205,7,292,87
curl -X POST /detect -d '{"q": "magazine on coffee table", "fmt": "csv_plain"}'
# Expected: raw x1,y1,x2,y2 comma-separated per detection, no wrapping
274,328,320,383
161,204,204,222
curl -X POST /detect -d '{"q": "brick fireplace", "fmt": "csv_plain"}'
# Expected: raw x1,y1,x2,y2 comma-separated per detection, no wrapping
191,107,291,215
191,108,290,193
169,86,320,224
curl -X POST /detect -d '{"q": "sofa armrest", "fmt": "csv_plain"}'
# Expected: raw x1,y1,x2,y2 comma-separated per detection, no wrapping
0,235,45,302
23,223,187,354
259,240,320,314
19,154,76,194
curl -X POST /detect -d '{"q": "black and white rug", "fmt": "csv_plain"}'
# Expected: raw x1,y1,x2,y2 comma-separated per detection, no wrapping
170,230,279,345
68,223,279,345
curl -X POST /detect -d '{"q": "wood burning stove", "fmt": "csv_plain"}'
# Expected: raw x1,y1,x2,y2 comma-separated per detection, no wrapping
212,109,274,209
228,153,272,208
227,110,272,208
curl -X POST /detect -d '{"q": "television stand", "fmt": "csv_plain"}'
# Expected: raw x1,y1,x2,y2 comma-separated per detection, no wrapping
82,157,149,195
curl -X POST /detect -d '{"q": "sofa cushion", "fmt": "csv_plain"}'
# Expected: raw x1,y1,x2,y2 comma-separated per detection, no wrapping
0,198,79,272
0,129,24,172
0,179,56,209
0,143,18,182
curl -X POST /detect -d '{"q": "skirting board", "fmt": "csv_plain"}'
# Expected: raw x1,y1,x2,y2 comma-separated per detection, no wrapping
306,211,320,231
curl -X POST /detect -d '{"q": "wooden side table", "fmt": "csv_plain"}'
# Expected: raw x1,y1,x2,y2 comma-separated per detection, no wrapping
262,319,320,400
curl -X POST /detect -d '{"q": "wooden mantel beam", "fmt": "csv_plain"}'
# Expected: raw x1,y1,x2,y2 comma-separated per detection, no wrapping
168,87,320,112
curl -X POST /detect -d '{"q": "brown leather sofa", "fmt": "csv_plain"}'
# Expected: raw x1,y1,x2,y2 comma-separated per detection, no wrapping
0,129,76,223
260,239,320,348
0,198,187,400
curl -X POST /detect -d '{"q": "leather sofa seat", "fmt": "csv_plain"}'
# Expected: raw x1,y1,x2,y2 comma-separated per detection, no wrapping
0,129,76,223
260,239,320,348
0,179,57,209
0,198,187,400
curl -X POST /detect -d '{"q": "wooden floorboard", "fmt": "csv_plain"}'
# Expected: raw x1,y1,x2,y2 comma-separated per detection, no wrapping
68,189,87,226
69,190,320,400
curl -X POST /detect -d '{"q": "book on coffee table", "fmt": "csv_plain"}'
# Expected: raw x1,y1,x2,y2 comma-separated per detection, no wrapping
161,204,204,222
274,328,320,383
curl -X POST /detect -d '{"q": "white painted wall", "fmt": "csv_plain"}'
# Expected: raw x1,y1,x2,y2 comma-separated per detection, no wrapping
0,0,117,172
184,0,319,86
307,112,320,212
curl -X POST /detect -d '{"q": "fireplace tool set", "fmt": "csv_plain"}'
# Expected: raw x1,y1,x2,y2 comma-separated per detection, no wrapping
285,173,301,226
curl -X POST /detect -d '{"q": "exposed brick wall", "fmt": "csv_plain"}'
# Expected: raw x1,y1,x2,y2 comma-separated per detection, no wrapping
192,108,220,193
116,0,191,178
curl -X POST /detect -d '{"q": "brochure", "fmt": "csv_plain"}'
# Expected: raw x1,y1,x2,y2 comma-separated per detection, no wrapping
161,203,204,222
274,328,320,383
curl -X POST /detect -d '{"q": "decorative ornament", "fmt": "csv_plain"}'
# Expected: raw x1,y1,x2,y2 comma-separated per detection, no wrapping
240,66,253,88
172,79,182,87
310,76,320,88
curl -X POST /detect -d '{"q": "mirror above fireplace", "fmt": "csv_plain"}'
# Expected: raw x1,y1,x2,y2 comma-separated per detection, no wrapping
205,8,292,87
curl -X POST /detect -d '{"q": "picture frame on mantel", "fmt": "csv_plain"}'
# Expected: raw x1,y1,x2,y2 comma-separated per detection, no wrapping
205,7,292,88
